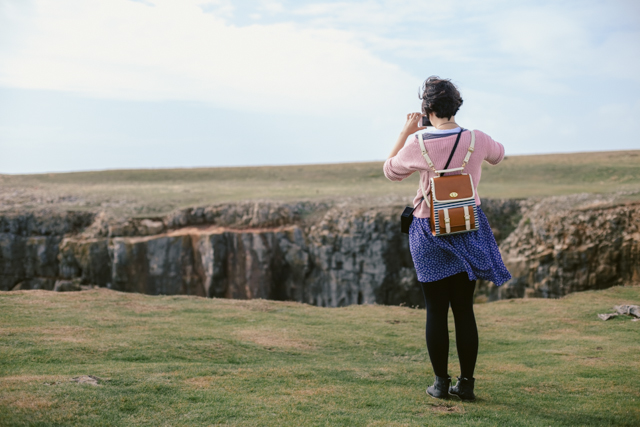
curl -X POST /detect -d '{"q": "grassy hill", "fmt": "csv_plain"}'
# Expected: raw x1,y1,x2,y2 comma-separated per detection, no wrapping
1,286,639,426
1,150,639,217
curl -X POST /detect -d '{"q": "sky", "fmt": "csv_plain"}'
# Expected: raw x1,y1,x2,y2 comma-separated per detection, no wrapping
1,0,639,174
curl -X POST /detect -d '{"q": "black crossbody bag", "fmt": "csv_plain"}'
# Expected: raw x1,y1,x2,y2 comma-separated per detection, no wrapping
400,129,463,234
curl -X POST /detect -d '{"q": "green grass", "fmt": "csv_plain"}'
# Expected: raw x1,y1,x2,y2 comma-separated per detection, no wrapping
1,286,639,426
1,150,639,217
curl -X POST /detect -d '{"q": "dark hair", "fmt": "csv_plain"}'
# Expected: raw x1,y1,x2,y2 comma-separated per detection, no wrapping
420,76,463,119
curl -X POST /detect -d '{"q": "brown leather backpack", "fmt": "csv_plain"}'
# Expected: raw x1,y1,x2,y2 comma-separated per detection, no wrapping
418,130,478,236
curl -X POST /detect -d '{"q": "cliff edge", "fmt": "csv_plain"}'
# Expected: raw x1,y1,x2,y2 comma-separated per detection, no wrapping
1,194,638,306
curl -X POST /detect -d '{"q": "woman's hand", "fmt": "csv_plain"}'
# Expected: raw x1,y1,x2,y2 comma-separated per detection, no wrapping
401,112,427,136
387,112,427,159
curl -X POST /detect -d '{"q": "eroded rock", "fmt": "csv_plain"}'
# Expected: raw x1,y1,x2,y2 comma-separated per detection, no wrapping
478,195,640,300
1,195,637,306
111,233,201,296
58,238,111,287
12,277,55,290
54,279,82,292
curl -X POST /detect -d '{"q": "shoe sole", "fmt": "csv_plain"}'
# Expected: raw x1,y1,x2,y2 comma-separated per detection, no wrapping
450,393,476,402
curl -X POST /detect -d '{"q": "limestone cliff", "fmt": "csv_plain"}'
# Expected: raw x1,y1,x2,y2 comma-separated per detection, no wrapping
1,196,638,305
478,194,640,300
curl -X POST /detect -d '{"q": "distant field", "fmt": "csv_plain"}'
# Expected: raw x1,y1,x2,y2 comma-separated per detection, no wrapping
1,150,639,217
0,286,638,426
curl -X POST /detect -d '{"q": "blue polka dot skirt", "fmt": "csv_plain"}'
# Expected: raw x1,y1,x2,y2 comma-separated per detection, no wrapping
409,206,511,285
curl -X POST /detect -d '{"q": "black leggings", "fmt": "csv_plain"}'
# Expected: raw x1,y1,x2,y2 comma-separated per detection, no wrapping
421,272,478,379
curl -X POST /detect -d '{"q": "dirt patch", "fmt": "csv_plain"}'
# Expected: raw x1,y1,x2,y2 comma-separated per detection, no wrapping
3,291,58,305
231,299,279,312
115,301,175,314
491,363,534,373
578,356,614,367
42,326,89,343
522,382,561,394
540,329,604,341
1,326,89,343
426,403,464,414
295,386,341,397
42,335,86,344
1,396,53,410
0,377,60,411
223,298,309,312
236,328,315,350
185,376,219,389
0,375,65,385
352,367,395,380
365,421,415,427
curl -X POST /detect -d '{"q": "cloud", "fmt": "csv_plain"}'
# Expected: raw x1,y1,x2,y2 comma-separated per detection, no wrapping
2,0,639,166
128,0,155,7
269,1,640,94
0,0,417,116
490,5,640,84
3,0,637,117
199,0,234,20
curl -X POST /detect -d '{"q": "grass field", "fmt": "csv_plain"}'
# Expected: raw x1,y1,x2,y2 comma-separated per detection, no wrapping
1,286,639,426
1,150,639,217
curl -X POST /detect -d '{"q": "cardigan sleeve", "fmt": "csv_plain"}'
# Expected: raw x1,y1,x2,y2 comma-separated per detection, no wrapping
482,132,505,165
383,135,421,181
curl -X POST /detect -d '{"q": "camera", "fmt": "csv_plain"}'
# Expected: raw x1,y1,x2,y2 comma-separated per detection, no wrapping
422,116,432,127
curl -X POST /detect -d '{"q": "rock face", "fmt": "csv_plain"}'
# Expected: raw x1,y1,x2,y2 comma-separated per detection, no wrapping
58,238,111,287
108,226,309,300
303,205,419,307
56,212,416,306
1,196,638,305
478,196,640,300
0,211,94,291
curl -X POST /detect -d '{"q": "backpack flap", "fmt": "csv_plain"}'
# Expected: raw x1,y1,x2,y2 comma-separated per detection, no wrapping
430,174,475,203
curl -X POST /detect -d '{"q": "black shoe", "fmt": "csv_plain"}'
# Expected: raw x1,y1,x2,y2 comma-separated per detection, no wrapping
426,375,451,399
449,376,476,401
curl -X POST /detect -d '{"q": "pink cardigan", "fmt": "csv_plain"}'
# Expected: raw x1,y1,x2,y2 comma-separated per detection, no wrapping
383,129,505,218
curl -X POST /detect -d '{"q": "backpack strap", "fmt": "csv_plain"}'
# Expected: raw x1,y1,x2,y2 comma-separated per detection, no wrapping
419,177,430,208
420,129,468,175
461,130,475,169
417,133,438,174
417,132,434,208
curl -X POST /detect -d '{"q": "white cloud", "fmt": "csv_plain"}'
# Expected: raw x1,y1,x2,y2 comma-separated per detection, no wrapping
2,0,639,171
259,1,284,14
3,0,637,118
492,6,640,80
199,0,234,20
286,1,640,94
0,0,417,116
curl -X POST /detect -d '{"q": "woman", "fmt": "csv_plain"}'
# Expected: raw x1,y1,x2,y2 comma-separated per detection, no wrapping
383,76,511,401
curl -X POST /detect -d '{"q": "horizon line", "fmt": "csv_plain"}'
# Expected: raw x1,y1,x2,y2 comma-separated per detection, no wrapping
1,148,638,177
